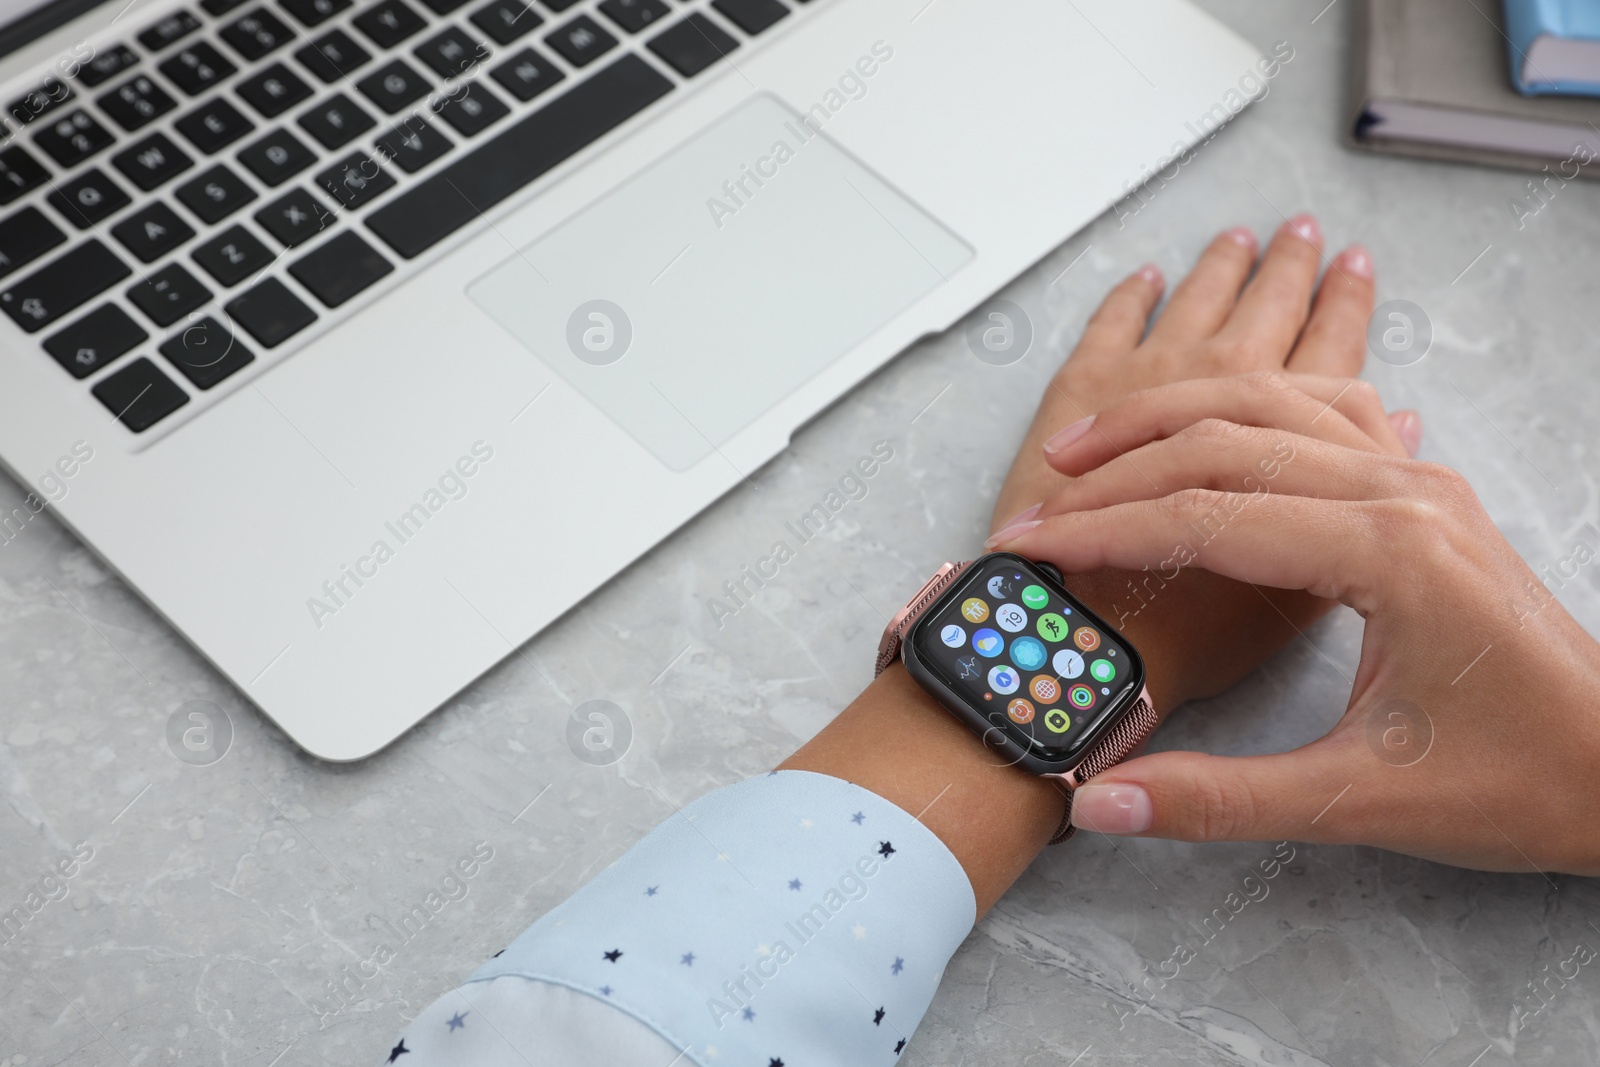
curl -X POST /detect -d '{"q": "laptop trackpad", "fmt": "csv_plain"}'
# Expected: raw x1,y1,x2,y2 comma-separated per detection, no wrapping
467,93,972,471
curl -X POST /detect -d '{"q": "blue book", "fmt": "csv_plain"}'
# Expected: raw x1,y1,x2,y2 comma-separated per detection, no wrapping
1504,0,1600,96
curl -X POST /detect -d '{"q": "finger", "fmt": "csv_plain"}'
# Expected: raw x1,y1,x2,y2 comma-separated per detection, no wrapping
1390,409,1423,458
1043,373,1398,476
995,491,1395,614
1031,422,1421,517
1069,745,1356,843
1215,214,1324,365
1144,227,1258,344
1285,245,1376,375
1069,264,1165,360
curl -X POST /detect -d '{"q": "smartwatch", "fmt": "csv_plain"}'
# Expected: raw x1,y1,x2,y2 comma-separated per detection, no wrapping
877,551,1157,844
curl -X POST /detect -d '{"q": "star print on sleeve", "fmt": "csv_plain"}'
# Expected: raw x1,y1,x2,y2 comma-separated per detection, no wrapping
645,886,659,896
387,1039,409,1063
878,841,896,858
741,1007,756,1022
768,1058,784,1066
895,1038,907,1054
873,1007,885,1025
891,956,904,975
681,952,696,966
787,878,802,891
851,811,865,824
445,1011,468,1031
603,948,623,962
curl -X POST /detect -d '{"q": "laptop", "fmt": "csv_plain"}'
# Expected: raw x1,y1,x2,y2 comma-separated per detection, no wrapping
0,0,1257,759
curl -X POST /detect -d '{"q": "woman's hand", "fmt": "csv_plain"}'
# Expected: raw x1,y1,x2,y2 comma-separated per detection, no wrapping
995,373,1600,875
990,217,1404,710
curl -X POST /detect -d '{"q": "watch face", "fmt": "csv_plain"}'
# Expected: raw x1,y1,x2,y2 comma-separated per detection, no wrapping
911,553,1143,764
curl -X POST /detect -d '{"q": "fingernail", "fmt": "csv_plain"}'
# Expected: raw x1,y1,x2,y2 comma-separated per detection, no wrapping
1284,213,1321,246
1136,263,1163,286
1042,415,1095,454
1339,244,1374,280
1070,783,1153,834
1391,409,1422,457
1223,226,1257,252
994,502,1042,533
983,519,1041,549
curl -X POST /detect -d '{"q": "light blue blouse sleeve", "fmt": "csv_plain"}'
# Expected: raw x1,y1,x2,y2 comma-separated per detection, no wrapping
380,769,977,1066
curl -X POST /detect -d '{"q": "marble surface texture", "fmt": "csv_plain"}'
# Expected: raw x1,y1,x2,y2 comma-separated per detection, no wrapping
4,1,1600,1064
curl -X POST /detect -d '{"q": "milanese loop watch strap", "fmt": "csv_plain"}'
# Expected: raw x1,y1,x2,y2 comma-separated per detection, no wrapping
877,560,1158,847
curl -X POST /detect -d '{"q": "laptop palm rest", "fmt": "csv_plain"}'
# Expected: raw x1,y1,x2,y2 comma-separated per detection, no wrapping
467,92,972,471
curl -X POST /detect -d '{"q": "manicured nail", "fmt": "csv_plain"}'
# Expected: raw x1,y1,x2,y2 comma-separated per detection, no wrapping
1285,213,1321,246
983,519,1041,549
1043,415,1095,454
1339,244,1373,280
1223,226,1256,251
994,502,1042,533
1136,263,1163,286
1391,409,1422,457
1070,783,1153,834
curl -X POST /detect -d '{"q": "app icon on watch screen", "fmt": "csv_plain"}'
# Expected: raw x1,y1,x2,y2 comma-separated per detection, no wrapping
994,603,1027,633
955,655,980,680
1068,684,1096,709
972,628,1004,657
1021,584,1049,610
1073,626,1100,652
1029,675,1061,703
1036,613,1069,642
940,624,966,648
1010,636,1047,671
987,573,1020,599
1052,649,1085,678
987,664,1020,694
1043,707,1072,734
961,598,989,623
1089,658,1116,683
1007,698,1035,724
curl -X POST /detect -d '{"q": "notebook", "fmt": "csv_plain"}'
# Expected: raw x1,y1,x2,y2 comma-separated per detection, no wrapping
1504,0,1600,95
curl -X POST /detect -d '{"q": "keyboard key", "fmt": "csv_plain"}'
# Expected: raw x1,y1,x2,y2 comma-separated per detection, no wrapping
297,93,376,149
0,146,49,205
280,0,354,27
357,58,431,113
201,0,253,13
175,97,257,152
353,0,427,49
33,110,115,167
226,277,316,345
138,11,202,52
255,187,335,246
374,116,451,172
236,62,313,117
295,29,372,82
471,0,541,45
98,76,178,131
48,170,132,229
543,0,580,10
368,55,671,258
648,14,739,77
93,358,190,432
192,224,273,285
221,8,295,61
44,304,147,379
490,46,563,101
711,0,789,35
112,133,195,191
289,230,391,306
433,81,508,136
418,0,473,12
175,164,258,224
599,0,669,35
238,128,316,184
415,28,490,79
161,316,254,388
112,202,197,262
546,15,616,67
76,44,139,89
0,207,65,279
129,262,212,325
316,151,395,209
8,78,74,128
160,41,238,95
1,240,131,333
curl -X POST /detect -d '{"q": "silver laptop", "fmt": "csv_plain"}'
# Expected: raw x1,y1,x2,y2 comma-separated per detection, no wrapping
0,0,1256,759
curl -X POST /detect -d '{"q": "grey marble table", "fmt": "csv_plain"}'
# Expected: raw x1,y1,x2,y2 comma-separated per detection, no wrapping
4,1,1599,1064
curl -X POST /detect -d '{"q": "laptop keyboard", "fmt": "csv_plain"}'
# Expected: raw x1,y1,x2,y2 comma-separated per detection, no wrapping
0,0,814,438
